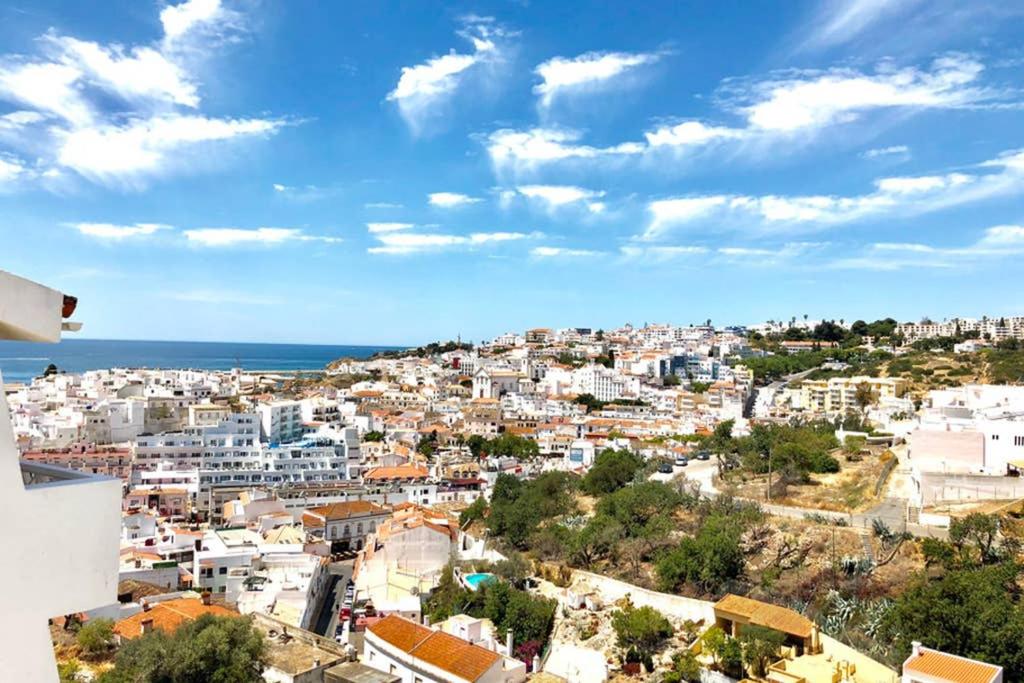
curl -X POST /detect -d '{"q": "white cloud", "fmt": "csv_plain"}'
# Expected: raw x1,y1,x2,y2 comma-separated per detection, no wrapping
486,127,643,174
387,20,503,134
57,115,282,184
367,222,415,234
165,289,281,306
640,149,1024,238
0,156,25,182
47,34,199,108
184,227,341,247
0,2,276,189
643,196,729,240
799,0,921,51
161,0,230,43
645,121,744,148
69,222,170,240
862,144,910,159
534,51,659,108
0,60,91,126
428,192,482,208
516,184,605,211
739,55,987,133
834,224,1024,270
368,230,535,255
620,245,708,261
493,55,998,170
530,246,601,258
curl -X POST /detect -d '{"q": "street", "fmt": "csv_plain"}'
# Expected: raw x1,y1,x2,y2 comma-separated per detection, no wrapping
311,559,354,638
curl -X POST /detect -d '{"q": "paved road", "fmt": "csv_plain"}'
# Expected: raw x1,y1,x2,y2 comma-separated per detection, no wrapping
311,559,354,637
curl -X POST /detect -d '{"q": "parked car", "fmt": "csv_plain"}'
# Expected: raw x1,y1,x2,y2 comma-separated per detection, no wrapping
697,451,711,461
657,462,674,474
675,456,689,467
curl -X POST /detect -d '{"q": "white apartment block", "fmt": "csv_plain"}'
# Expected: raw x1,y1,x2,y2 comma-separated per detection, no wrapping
258,399,305,443
570,365,640,402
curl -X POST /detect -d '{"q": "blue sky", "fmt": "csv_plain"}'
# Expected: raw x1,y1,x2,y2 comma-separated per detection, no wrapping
1,0,1023,345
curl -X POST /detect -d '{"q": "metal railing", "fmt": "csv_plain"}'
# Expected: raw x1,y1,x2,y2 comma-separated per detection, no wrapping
20,460,112,489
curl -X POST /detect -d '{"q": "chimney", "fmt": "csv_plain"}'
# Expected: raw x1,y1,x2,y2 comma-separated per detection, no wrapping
911,641,922,657
314,658,321,668
195,538,203,551
532,654,541,673
141,600,151,612
202,591,212,606
140,618,154,634
506,629,513,656
422,614,431,627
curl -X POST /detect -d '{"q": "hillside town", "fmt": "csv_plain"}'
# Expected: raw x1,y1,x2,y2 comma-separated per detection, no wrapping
4,271,1024,683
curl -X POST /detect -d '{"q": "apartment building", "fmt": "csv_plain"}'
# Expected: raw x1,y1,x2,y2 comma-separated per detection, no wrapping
258,399,305,443
794,376,907,415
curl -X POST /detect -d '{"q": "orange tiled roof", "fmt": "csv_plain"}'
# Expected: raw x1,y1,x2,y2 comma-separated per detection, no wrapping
905,649,1001,683
363,465,428,481
304,500,388,523
113,598,236,639
715,594,813,639
369,615,500,682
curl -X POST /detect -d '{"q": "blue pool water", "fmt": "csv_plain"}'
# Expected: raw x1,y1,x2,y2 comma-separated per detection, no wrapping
463,573,495,590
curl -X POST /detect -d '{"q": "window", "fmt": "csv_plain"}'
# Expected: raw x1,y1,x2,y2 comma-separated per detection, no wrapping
219,566,227,575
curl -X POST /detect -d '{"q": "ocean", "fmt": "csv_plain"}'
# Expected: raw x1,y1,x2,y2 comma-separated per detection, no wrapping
0,338,402,384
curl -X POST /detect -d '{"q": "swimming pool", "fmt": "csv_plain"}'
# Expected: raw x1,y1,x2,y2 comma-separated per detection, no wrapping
462,572,495,591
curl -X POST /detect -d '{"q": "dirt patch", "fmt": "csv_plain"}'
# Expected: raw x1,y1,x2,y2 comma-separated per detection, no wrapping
728,451,889,513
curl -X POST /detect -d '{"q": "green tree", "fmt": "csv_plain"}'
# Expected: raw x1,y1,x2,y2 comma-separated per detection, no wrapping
663,373,681,387
363,430,385,442
739,625,785,677
664,649,702,683
58,659,82,683
611,605,674,657
99,615,265,683
582,448,645,495
656,513,746,594
77,618,115,657
570,514,623,567
485,433,540,460
882,564,1024,680
459,496,487,527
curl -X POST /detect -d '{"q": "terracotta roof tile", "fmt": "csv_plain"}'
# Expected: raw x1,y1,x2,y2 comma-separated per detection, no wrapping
113,598,237,639
715,594,813,639
905,649,1001,683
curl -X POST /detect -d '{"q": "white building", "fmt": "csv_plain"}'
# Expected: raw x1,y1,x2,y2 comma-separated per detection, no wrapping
259,400,305,443
364,614,527,683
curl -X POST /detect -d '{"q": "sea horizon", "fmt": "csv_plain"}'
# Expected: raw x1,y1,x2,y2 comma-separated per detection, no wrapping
0,338,405,384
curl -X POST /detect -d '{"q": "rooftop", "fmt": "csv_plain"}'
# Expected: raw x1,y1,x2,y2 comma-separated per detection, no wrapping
904,647,1002,683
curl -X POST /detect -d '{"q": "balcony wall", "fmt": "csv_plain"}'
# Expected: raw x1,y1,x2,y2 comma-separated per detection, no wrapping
0,371,122,682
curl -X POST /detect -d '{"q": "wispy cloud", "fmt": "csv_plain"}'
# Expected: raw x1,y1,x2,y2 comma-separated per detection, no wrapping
387,18,507,135
639,148,1024,239
368,230,538,255
534,50,660,108
428,192,483,208
486,127,643,175
797,0,922,51
862,144,910,159
272,183,337,202
164,289,282,306
68,222,171,240
619,245,708,262
833,224,1024,270
367,222,415,234
184,227,341,247
365,202,404,209
515,184,606,213
530,246,602,258
488,55,1001,173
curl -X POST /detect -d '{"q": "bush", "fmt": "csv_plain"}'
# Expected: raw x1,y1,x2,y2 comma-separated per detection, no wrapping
77,618,115,657
612,605,674,657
